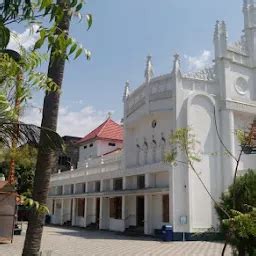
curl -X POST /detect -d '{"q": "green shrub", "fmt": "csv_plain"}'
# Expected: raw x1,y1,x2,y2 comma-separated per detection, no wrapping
216,170,256,255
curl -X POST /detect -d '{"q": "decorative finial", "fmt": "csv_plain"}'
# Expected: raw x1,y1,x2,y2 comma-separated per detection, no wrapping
172,53,181,75
220,21,227,34
214,20,220,40
243,0,249,9
144,55,154,83
107,112,112,119
123,80,130,102
214,20,227,40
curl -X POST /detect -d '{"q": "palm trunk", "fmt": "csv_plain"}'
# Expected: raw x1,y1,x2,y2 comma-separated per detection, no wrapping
8,64,23,184
22,1,70,255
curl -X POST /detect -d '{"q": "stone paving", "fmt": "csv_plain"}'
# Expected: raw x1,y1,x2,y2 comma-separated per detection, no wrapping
0,225,232,256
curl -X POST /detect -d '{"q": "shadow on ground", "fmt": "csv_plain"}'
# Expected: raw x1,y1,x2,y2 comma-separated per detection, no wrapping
45,225,160,242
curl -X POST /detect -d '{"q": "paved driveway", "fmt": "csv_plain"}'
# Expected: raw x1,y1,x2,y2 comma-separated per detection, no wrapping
0,225,232,256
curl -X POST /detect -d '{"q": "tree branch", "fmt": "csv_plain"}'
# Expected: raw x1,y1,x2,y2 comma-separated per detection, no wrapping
213,107,238,162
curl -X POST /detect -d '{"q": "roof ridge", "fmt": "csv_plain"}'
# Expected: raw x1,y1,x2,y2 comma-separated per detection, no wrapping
77,117,123,144
97,118,112,137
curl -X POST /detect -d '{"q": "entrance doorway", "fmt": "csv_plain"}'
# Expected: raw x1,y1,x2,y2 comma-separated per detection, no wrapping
96,198,100,228
136,196,144,227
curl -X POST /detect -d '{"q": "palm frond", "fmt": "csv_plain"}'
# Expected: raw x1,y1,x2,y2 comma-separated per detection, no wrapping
0,119,64,152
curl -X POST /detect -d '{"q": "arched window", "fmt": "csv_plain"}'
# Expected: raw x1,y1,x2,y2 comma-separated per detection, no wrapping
151,139,157,163
143,140,148,164
160,134,166,161
136,144,140,166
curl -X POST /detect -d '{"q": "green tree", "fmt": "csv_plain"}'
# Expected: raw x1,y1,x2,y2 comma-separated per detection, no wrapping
216,170,256,256
0,145,37,196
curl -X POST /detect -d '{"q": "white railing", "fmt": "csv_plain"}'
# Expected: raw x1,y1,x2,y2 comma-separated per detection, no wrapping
77,151,122,169
126,76,173,114
51,152,123,182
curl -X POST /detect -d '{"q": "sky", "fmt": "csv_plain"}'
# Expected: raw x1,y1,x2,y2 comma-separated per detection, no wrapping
10,0,245,137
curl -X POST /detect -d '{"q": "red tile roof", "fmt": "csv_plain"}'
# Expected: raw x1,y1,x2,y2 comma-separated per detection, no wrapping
77,118,123,144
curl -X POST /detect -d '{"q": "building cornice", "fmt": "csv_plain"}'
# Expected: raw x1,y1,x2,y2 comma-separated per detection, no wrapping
48,187,169,199
221,99,256,114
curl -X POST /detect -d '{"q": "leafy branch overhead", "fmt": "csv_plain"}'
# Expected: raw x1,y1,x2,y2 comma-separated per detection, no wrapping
0,0,92,60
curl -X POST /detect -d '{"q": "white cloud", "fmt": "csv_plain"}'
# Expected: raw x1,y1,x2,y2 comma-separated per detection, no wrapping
21,104,114,137
184,50,212,72
7,24,40,52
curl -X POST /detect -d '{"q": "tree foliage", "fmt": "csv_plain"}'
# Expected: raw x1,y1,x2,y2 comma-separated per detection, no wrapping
217,170,256,255
0,145,37,196
0,0,92,60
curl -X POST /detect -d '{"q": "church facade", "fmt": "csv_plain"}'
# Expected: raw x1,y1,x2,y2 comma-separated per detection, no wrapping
47,1,256,238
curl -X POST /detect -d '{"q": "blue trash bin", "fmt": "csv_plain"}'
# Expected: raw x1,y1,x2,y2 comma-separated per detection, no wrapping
161,225,173,241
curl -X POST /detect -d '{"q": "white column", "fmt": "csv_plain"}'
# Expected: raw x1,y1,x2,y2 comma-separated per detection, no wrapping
99,197,103,229
60,199,64,225
53,199,56,222
92,197,96,223
93,182,96,192
110,179,114,191
122,196,126,231
72,198,76,226
145,173,151,188
100,180,104,192
84,198,87,227
221,110,236,190
169,167,174,227
85,182,89,193
144,195,152,235
123,177,127,190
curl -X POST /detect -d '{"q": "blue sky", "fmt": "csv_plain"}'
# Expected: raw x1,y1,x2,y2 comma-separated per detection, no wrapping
20,0,244,136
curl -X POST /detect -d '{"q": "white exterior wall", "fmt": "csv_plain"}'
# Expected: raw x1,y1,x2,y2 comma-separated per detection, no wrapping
63,199,71,224
152,195,169,230
51,199,62,225
86,198,96,224
125,111,173,168
126,176,137,190
109,219,125,232
155,172,169,188
100,198,110,229
79,141,98,161
79,140,123,164
97,140,123,156
125,195,137,227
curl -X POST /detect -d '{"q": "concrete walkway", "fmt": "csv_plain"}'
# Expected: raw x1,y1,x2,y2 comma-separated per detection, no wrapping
0,225,232,256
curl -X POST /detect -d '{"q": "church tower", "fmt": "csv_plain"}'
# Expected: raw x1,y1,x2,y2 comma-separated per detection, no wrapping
243,0,256,65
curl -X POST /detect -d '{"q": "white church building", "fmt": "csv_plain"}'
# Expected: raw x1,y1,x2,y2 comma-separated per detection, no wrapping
47,0,256,239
